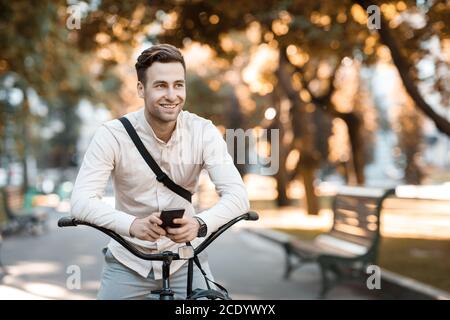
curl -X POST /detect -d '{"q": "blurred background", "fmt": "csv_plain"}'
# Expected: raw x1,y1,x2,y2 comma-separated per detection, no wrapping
0,0,449,299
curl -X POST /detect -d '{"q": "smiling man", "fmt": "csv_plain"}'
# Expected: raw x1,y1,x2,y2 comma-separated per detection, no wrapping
70,44,249,299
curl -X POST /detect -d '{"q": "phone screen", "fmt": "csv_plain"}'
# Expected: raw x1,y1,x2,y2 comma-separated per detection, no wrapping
160,208,185,229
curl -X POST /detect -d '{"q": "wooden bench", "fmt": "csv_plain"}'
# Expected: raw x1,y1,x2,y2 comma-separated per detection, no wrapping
249,186,395,297
0,186,48,236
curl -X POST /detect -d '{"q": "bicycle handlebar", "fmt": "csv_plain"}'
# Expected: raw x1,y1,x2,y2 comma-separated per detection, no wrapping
58,211,259,261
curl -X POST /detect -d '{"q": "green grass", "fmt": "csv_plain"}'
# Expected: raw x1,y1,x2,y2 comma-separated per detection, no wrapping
274,228,450,293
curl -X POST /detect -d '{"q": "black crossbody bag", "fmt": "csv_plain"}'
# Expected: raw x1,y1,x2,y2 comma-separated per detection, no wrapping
119,117,229,300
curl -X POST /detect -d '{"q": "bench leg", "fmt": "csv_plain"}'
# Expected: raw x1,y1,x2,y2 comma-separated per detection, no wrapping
330,263,343,279
283,243,293,279
319,262,332,299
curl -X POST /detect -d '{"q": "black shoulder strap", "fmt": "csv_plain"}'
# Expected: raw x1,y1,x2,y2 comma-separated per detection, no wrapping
118,117,192,203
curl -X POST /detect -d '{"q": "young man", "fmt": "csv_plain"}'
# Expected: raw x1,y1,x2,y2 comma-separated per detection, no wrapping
70,44,250,299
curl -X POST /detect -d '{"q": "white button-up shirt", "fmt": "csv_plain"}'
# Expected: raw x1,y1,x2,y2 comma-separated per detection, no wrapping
70,107,250,279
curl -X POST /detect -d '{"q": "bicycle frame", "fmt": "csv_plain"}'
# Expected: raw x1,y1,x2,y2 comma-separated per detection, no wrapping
58,211,258,300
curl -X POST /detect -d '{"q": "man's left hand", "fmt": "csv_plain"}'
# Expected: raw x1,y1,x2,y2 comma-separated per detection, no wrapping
166,216,199,243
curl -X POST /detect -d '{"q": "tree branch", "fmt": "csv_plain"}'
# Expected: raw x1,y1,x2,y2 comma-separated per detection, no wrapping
354,0,450,136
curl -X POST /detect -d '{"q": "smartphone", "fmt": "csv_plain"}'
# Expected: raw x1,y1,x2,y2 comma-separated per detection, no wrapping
160,208,185,230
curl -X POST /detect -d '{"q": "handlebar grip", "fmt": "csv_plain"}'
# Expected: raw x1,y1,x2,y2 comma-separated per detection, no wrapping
58,217,78,227
245,211,259,221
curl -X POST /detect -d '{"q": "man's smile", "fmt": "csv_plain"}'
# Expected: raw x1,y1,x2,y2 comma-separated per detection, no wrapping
159,103,179,109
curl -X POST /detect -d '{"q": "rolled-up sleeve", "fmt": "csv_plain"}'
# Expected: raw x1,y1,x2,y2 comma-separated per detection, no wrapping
196,122,250,236
70,125,136,236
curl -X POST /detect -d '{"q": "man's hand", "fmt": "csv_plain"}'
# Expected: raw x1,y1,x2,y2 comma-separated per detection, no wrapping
129,212,166,241
166,216,200,243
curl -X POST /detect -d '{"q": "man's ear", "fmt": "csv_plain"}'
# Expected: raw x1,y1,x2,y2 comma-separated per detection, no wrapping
137,81,145,98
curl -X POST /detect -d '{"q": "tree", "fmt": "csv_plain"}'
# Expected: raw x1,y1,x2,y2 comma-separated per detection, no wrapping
354,0,450,136
0,1,155,187
149,0,448,213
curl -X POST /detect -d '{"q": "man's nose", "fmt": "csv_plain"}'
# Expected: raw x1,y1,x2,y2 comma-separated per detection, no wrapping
165,87,177,101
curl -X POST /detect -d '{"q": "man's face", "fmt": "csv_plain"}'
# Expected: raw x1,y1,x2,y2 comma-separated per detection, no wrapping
137,62,186,124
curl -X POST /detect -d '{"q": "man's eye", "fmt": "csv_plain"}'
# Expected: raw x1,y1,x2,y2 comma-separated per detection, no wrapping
175,83,184,88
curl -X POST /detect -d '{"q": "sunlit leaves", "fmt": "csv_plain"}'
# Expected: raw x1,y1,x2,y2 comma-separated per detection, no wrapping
351,4,368,25
242,44,278,95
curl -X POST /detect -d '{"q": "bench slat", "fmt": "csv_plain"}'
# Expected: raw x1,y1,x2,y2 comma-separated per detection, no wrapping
315,234,368,255
290,238,358,258
336,186,389,198
328,230,373,247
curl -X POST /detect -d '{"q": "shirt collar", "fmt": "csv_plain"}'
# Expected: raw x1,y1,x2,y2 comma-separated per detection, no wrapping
137,107,183,146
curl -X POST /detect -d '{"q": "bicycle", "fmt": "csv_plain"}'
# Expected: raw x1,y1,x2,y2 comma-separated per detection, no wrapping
58,211,259,300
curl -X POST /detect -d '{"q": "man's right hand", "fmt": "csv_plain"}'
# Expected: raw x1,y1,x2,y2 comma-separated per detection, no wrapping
129,212,166,241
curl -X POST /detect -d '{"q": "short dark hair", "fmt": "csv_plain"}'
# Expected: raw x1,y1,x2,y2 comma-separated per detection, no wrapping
135,44,186,84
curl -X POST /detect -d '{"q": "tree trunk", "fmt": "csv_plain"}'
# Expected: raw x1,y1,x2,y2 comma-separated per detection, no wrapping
277,48,320,214
298,154,320,215
228,92,247,176
20,97,30,193
341,112,365,185
404,153,424,184
270,89,291,207
303,177,318,214
275,148,290,207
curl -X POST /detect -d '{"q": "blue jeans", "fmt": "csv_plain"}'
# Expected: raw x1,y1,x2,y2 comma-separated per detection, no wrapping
97,248,215,300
